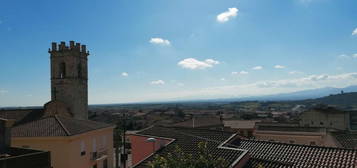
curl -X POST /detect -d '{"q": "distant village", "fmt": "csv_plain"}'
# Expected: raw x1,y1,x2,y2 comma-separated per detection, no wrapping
1,42,357,168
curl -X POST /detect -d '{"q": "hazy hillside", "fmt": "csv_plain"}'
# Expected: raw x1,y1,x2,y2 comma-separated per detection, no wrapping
302,92,357,108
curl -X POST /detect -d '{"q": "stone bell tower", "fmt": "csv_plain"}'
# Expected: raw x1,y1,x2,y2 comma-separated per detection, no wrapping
47,41,89,120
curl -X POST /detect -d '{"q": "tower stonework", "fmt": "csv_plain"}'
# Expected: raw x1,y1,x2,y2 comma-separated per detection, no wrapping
48,41,89,120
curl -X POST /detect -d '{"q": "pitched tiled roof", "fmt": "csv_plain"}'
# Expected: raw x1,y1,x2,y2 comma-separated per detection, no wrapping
133,126,247,168
0,108,44,126
230,138,357,168
12,115,113,137
172,117,222,128
332,132,357,149
243,158,292,168
134,126,357,167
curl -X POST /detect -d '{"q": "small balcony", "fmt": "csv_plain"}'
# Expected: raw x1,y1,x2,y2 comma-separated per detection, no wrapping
90,148,108,161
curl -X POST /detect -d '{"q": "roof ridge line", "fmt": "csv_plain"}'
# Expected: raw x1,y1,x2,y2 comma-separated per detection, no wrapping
55,115,71,136
165,126,230,133
242,138,357,151
170,129,229,145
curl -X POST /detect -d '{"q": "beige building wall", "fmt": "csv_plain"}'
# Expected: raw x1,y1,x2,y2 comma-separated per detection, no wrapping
255,133,323,146
254,131,337,147
300,109,349,130
254,131,338,147
12,127,114,168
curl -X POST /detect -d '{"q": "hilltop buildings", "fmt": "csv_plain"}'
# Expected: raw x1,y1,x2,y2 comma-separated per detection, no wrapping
300,106,350,131
223,120,260,138
253,123,337,146
0,41,114,168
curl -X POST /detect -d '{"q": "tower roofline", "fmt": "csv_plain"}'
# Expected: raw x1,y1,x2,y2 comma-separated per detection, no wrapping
48,41,90,56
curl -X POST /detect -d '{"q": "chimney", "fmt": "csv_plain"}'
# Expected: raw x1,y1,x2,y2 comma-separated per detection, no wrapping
0,118,13,154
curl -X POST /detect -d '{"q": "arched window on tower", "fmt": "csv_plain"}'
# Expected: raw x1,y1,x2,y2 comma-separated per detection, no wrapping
77,63,82,78
59,62,66,79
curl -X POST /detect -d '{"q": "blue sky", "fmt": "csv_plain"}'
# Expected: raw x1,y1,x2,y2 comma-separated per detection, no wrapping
1,0,357,106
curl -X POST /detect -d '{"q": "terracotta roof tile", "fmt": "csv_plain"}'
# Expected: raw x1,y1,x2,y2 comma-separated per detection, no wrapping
134,126,357,167
243,158,292,168
0,108,44,126
231,138,357,168
332,132,357,149
12,115,113,137
134,126,247,168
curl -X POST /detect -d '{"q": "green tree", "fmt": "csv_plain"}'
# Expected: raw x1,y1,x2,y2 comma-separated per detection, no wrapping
148,142,228,168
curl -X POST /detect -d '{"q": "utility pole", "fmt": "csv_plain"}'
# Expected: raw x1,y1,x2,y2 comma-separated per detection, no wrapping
113,113,120,168
113,111,128,168
122,112,127,168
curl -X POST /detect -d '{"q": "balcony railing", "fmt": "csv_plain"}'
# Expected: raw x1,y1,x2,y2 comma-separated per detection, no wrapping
90,149,107,160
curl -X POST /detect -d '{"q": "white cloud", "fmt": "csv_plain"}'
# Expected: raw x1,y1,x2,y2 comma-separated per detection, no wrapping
232,71,248,75
178,58,219,70
252,66,263,70
177,83,185,87
220,78,226,81
352,28,357,36
204,59,220,65
150,80,165,85
240,71,248,75
149,38,171,46
274,65,286,69
255,73,357,88
338,54,357,59
217,8,238,23
121,72,128,77
289,71,303,75
0,90,8,94
338,54,350,59
298,0,312,4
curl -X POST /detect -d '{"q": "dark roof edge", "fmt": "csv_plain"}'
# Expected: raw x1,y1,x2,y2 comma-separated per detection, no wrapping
161,125,232,134
217,133,249,168
242,138,357,151
128,133,175,141
55,115,71,136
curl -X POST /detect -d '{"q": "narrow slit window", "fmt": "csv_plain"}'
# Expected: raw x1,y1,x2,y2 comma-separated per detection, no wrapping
78,63,82,78
59,62,66,78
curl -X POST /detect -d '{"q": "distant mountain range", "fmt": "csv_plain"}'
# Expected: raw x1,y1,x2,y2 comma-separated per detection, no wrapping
223,85,357,102
2,85,357,109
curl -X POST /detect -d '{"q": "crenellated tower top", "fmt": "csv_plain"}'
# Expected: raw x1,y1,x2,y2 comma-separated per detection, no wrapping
48,41,90,57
